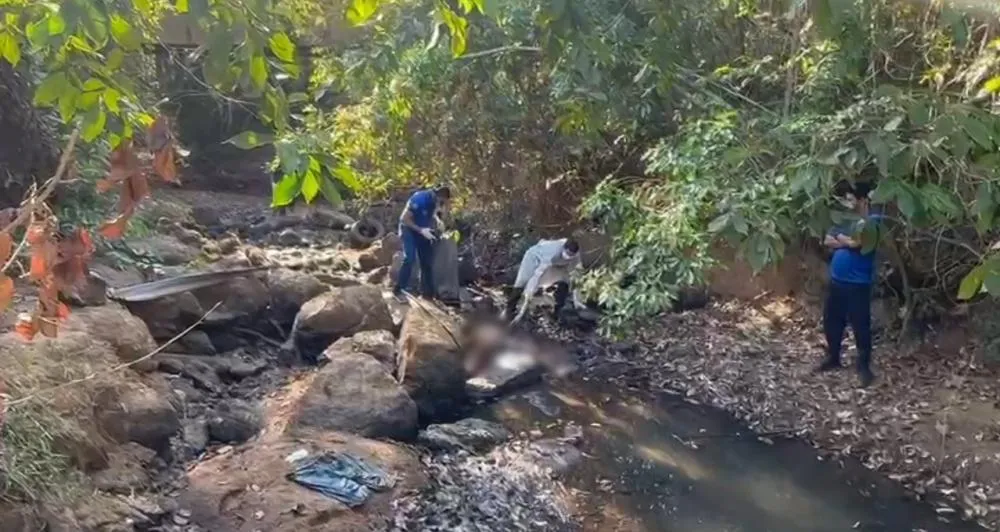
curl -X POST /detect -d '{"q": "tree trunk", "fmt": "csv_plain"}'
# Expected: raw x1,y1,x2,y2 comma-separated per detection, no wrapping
0,61,60,209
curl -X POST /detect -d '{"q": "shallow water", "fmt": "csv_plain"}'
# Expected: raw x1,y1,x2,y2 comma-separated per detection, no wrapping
477,376,983,532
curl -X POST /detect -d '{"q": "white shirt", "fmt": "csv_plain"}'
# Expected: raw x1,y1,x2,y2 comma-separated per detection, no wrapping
512,238,582,319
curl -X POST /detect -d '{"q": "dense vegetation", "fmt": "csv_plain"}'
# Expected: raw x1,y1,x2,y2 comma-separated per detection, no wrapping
1,0,1000,333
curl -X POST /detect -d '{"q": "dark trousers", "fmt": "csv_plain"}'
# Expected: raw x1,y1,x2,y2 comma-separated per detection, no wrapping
395,227,435,297
505,281,569,318
824,280,873,371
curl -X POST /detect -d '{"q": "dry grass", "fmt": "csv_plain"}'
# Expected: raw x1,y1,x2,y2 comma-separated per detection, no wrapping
0,327,131,505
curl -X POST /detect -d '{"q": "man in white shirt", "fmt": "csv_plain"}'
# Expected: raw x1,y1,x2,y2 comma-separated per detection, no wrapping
503,238,586,323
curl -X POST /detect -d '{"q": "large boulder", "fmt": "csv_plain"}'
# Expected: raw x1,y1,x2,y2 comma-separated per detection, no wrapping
191,273,270,326
125,292,205,340
66,303,158,367
265,268,327,321
0,328,168,471
323,329,396,374
290,352,417,440
397,305,466,420
93,381,181,454
293,285,394,354
127,234,200,266
358,235,401,272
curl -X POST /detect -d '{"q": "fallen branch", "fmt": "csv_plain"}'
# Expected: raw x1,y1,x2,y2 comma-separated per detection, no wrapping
0,127,81,239
4,301,222,408
1,127,81,274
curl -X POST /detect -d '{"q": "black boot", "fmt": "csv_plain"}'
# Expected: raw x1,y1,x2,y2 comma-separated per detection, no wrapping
552,282,570,319
816,356,842,373
504,287,523,321
858,365,875,388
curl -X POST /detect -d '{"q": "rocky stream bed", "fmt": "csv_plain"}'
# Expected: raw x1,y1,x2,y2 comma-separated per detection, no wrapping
0,195,990,532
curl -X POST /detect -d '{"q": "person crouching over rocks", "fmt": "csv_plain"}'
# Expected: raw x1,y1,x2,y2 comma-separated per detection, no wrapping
504,237,587,323
393,185,452,302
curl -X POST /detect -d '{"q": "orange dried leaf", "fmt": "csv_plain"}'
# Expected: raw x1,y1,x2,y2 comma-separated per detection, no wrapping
15,313,37,341
0,275,13,310
78,229,93,252
98,215,130,240
148,116,172,152
153,147,177,182
26,223,48,246
0,232,11,265
103,140,140,194
29,251,48,281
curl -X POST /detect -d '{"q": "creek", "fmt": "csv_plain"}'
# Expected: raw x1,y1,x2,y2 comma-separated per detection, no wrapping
476,375,982,532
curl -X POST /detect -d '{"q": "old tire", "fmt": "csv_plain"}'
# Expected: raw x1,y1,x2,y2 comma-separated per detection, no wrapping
349,218,385,249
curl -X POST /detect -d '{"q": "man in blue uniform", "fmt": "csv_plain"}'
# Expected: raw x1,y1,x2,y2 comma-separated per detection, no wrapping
393,186,452,301
818,181,882,388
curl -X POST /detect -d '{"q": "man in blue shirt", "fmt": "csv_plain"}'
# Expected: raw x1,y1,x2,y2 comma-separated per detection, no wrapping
393,186,452,301
818,181,882,388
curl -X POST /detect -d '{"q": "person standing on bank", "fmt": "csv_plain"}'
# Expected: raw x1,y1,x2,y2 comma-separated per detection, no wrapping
818,181,882,387
504,237,586,323
393,186,451,302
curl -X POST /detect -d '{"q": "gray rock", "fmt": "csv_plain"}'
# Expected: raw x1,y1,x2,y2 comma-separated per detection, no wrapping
293,286,394,353
418,418,510,453
178,330,217,356
277,228,305,247
265,268,327,320
183,418,210,453
94,384,181,454
347,329,397,372
208,401,262,444
397,305,467,421
519,439,583,477
68,271,108,307
290,352,418,440
157,354,223,393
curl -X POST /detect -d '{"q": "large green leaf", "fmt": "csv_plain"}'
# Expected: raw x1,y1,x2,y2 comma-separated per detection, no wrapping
319,173,343,205
301,171,320,203
976,182,997,233
707,213,729,233
985,77,1000,94
984,264,1000,296
440,7,468,57
332,163,362,192
224,130,275,149
347,0,379,26
33,71,70,106
271,173,303,208
961,115,995,150
110,15,141,51
268,32,295,63
0,32,21,66
249,55,268,91
81,106,107,142
958,262,987,300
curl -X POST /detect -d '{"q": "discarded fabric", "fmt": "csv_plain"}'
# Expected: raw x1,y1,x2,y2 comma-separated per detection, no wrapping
287,451,395,507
